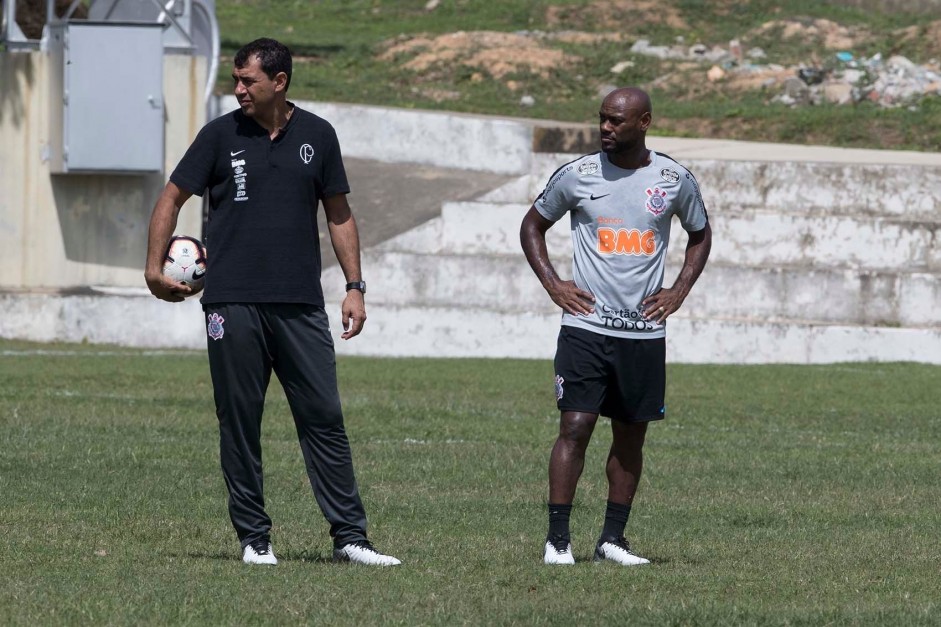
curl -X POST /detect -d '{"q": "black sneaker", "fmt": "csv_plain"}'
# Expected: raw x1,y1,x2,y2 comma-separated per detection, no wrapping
594,536,649,566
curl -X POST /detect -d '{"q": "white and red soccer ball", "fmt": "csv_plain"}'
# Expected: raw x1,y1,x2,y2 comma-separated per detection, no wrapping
162,235,207,295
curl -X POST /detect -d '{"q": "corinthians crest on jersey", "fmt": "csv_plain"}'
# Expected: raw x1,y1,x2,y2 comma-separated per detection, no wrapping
645,187,669,216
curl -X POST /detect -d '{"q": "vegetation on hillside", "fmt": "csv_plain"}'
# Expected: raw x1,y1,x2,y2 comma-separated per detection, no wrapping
8,1,937,149
213,0,941,151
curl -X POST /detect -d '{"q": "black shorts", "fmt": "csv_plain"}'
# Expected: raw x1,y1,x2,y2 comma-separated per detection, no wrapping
553,325,666,423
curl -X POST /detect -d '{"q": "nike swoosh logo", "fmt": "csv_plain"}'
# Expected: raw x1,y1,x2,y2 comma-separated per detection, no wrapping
590,193,610,200
230,150,246,156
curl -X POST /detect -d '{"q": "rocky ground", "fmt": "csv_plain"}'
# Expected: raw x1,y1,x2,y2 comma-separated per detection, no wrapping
379,12,941,111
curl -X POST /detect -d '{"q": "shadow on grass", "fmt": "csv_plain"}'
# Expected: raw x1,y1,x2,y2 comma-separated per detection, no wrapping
573,552,674,566
175,549,336,563
276,550,334,564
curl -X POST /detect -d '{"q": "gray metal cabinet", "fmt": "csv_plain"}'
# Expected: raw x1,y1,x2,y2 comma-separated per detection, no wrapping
47,21,164,174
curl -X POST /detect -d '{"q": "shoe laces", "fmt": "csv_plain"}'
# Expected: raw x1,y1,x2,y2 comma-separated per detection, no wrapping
601,536,633,553
349,540,379,554
249,539,271,555
547,534,570,553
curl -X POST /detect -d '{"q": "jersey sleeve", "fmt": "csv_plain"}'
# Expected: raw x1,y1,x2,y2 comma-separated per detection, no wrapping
320,124,351,198
533,161,579,222
676,169,708,232
169,122,218,197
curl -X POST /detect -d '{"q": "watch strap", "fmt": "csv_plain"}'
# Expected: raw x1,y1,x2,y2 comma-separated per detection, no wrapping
345,281,366,294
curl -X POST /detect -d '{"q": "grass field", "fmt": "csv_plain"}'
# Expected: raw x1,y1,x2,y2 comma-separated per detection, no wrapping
2,339,940,625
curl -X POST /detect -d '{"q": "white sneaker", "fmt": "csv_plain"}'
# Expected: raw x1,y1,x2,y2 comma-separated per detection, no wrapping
242,540,278,565
333,540,401,566
594,536,650,566
543,535,575,565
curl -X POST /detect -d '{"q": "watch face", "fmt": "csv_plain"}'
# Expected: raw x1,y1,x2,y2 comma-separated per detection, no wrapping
347,281,366,294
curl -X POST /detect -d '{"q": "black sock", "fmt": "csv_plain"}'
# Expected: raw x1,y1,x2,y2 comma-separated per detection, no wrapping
601,501,631,540
547,503,572,540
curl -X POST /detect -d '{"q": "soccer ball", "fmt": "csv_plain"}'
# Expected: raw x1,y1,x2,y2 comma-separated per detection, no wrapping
162,235,207,294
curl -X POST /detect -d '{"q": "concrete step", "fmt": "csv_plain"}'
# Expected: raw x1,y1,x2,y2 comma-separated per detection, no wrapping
318,150,941,363
379,200,941,271
685,265,939,328
323,302,941,364
318,158,512,267
324,250,940,328
712,209,940,271
326,250,568,314
530,154,941,219
5,289,937,365
0,289,205,347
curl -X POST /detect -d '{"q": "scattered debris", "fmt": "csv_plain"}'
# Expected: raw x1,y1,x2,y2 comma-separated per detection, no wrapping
780,77,810,105
772,53,941,108
729,39,744,63
797,67,826,85
707,65,726,82
610,60,635,75
378,18,941,110
823,81,853,105
624,33,941,108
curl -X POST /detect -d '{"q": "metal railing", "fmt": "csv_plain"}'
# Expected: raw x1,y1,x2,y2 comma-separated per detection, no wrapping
2,0,218,103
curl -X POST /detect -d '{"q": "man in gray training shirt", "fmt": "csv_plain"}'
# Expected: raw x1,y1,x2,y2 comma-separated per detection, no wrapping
520,87,711,566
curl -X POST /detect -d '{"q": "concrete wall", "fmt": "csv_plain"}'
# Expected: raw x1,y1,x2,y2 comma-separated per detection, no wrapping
217,95,589,175
0,51,206,290
3,96,940,363
309,106,941,364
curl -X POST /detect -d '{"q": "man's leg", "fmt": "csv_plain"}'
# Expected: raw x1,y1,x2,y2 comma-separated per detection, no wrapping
592,336,663,566
544,411,598,564
603,420,648,540
205,304,274,552
606,420,648,506
271,305,399,565
545,327,610,564
549,411,600,504
593,420,651,565
269,305,368,547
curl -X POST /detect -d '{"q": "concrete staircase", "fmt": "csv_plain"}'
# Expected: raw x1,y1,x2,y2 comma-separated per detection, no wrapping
324,153,941,363
4,97,939,363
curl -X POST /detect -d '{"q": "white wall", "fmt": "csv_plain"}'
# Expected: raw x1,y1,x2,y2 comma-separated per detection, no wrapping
218,95,538,175
0,52,207,290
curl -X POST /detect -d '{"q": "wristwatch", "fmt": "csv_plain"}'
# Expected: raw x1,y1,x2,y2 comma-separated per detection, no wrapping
345,280,366,295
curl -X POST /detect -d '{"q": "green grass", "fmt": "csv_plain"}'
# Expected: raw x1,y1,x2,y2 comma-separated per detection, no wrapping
210,0,941,151
2,339,940,624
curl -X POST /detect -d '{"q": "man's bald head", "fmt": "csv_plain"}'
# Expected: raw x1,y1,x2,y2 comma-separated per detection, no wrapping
602,87,652,116
598,87,653,164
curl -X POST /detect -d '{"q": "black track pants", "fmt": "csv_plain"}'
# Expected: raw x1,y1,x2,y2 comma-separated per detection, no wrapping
204,303,368,548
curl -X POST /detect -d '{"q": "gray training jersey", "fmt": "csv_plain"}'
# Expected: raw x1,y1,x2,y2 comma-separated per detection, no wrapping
534,150,708,339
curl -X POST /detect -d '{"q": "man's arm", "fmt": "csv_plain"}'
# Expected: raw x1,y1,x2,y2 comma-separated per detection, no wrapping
520,206,595,316
322,193,366,340
144,182,194,302
641,222,712,324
